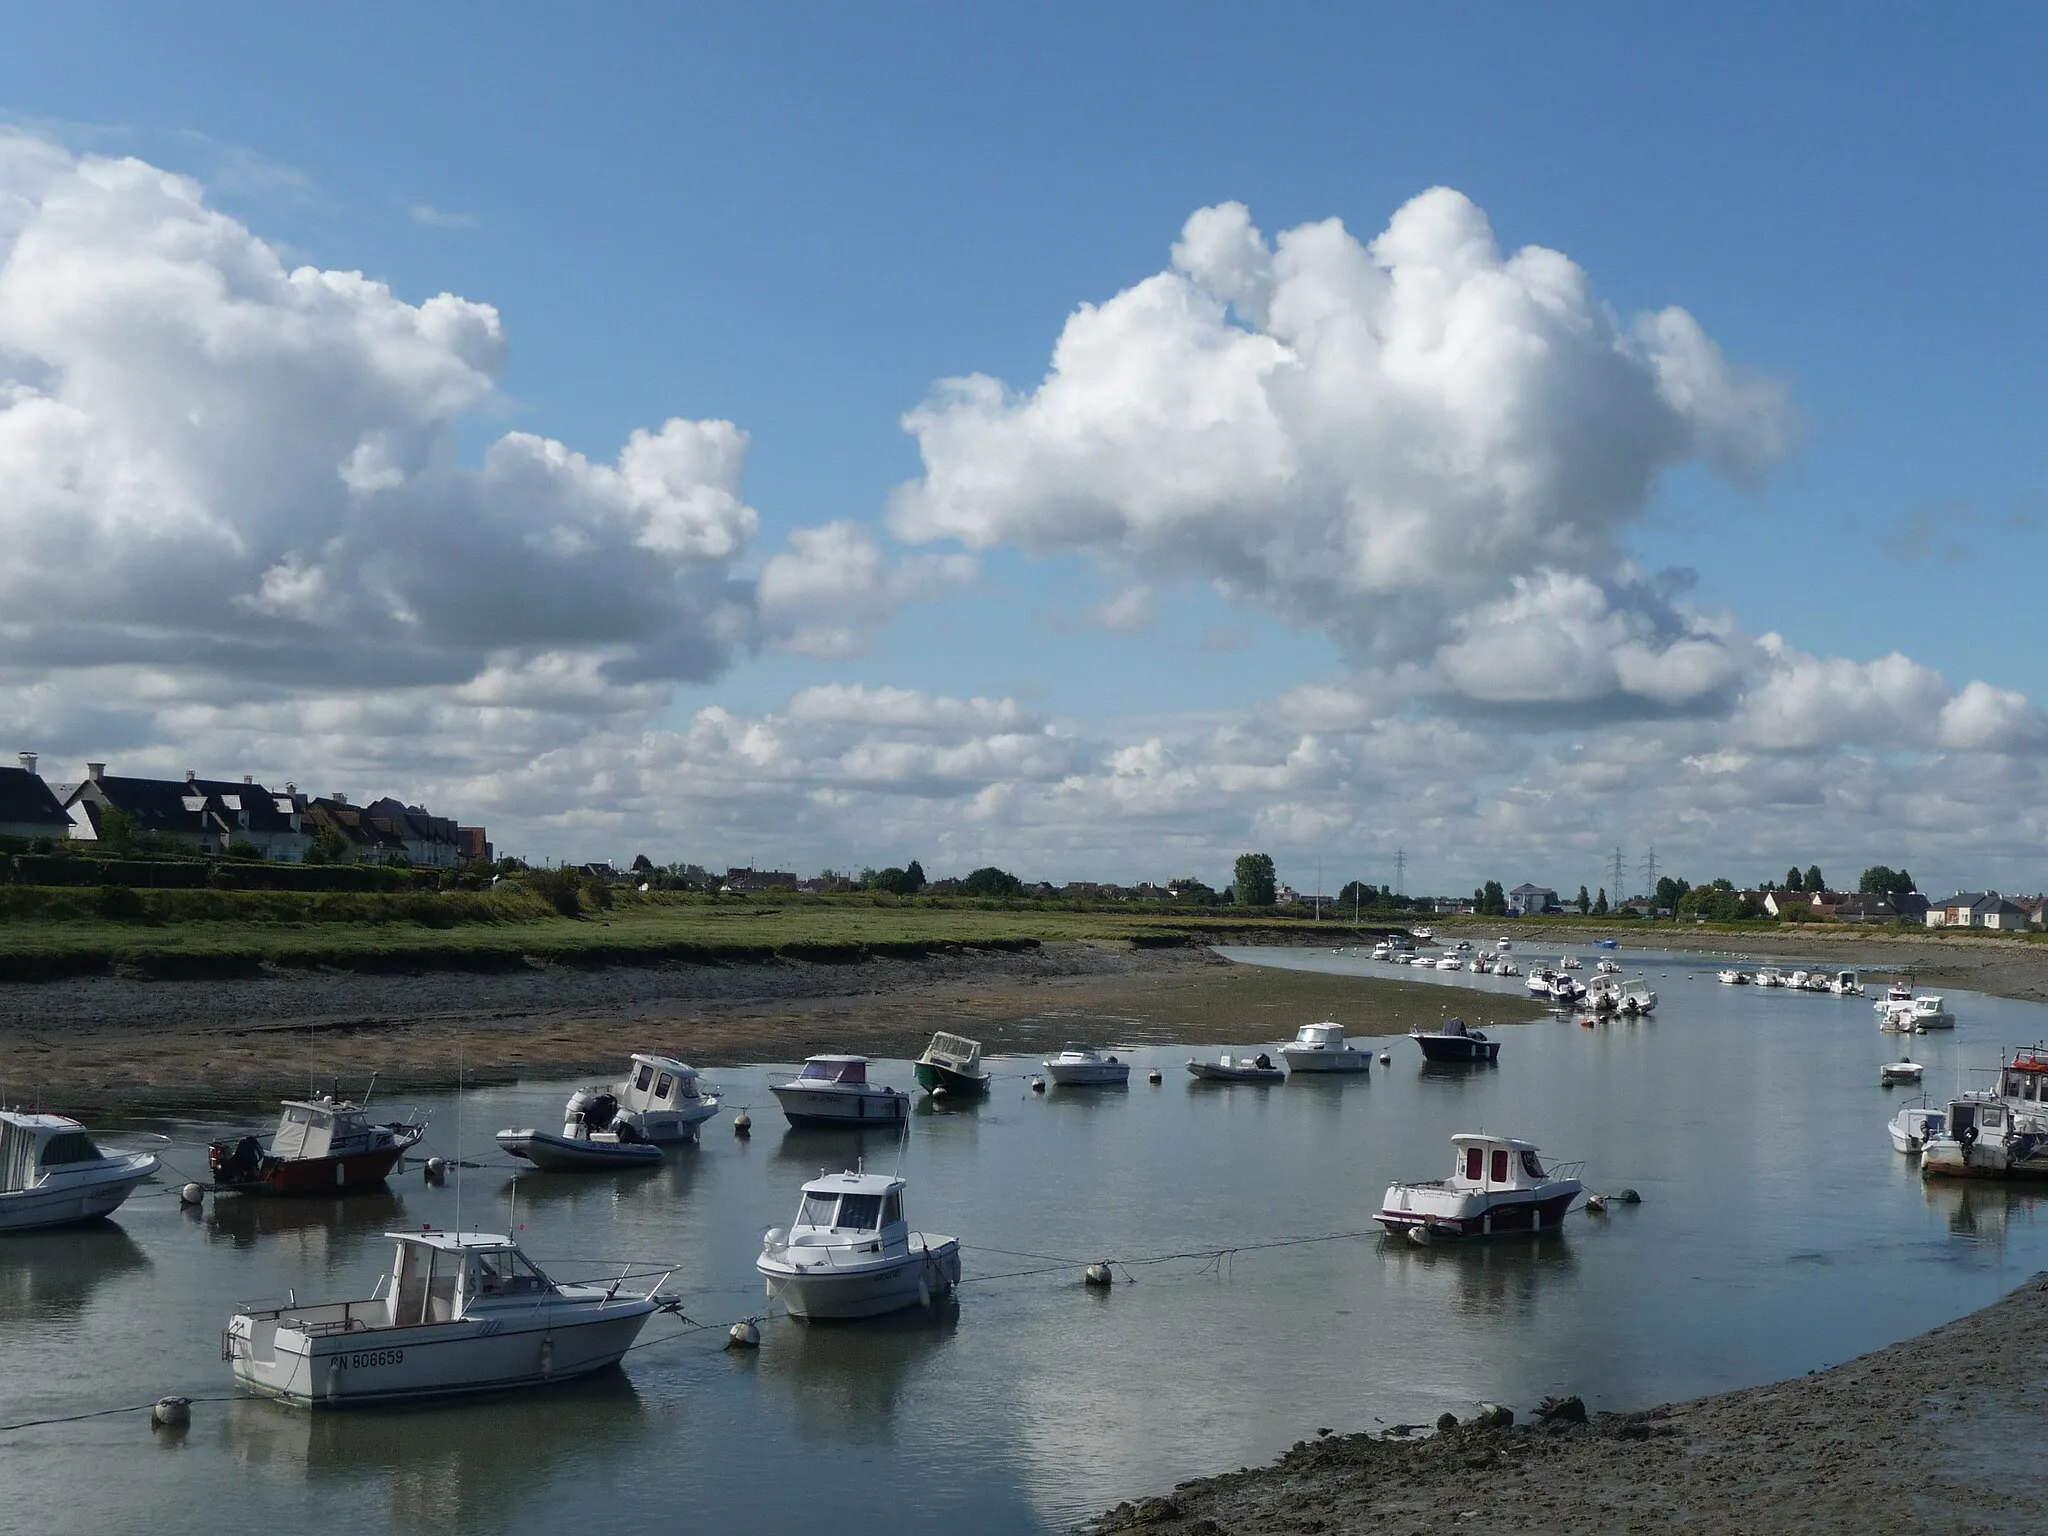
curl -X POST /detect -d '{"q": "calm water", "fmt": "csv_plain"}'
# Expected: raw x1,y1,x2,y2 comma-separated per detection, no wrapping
4,943,2047,1535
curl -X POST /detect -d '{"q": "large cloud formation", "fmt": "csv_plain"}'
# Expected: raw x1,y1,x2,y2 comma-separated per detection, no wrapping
893,190,1795,712
0,133,950,703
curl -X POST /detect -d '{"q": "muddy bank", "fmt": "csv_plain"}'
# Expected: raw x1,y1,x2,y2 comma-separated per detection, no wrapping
1438,918,2048,1005
0,942,1543,1112
1095,1271,2048,1535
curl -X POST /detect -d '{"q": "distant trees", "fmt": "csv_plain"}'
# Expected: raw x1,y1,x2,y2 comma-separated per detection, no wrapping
1785,867,1803,892
1679,878,1763,921
1234,853,1277,907
631,854,654,873
961,865,1024,899
1654,875,1691,913
1593,887,1609,916
1474,880,1507,916
1859,866,1917,897
1576,885,1591,915
1805,865,1825,894
863,860,928,896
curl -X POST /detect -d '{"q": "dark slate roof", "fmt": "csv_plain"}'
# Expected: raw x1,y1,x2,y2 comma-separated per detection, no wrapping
85,775,223,836
190,779,299,836
0,767,71,828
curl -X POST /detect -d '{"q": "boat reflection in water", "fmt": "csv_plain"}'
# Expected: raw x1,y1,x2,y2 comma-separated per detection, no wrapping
206,1189,405,1251
1921,1178,2044,1244
0,1221,150,1323
1375,1224,1581,1322
757,1300,960,1440
221,1370,647,1532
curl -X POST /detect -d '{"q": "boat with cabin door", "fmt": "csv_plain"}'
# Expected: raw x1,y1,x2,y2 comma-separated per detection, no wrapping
223,1229,667,1406
1833,971,1865,997
1411,926,1435,944
1619,978,1658,1016
0,1111,160,1232
1881,1057,1924,1087
1593,959,1621,976
1377,1134,1583,1242
1920,1096,2048,1180
1371,943,1393,962
1718,969,1752,985
1874,980,1915,1013
770,1056,909,1129
1409,1017,1499,1064
562,1055,721,1144
1558,956,1582,970
1547,975,1587,1007
1788,970,1812,989
1905,996,1956,1031
1185,1052,1285,1083
1279,1022,1371,1075
914,1032,991,1097
1042,1044,1130,1087
1496,958,1520,977
1755,968,1786,989
1435,955,1464,972
1524,966,1557,996
755,1170,961,1321
210,1091,425,1196
1585,976,1622,1013
1496,937,1513,951
1888,1100,1947,1155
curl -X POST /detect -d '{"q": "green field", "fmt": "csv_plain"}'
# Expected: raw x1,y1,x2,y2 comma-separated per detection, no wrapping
0,886,1393,980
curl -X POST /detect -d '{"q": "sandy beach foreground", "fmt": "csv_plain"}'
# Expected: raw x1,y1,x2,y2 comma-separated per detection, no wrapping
1093,1271,2048,1535
0,941,1542,1111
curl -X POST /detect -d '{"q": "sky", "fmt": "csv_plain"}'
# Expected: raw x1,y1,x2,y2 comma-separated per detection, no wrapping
0,4,2045,898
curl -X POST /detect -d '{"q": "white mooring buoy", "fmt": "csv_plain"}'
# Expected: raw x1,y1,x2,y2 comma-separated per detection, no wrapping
1085,1261,1114,1287
727,1319,761,1349
178,1183,204,1206
1030,1076,1045,1093
1147,1069,1163,1084
424,1156,447,1184
733,1111,752,1137
151,1396,191,1429
1378,1050,1391,1065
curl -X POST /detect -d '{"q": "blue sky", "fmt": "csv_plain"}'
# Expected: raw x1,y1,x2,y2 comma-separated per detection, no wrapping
0,7,2043,892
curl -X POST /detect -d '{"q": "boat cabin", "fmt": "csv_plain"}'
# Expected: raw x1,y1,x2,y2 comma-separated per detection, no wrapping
1998,1048,2048,1103
0,1111,109,1193
1290,1022,1346,1050
919,1033,983,1074
385,1231,557,1325
621,1053,704,1115
1447,1133,1554,1191
787,1171,909,1245
795,1055,872,1086
270,1097,385,1160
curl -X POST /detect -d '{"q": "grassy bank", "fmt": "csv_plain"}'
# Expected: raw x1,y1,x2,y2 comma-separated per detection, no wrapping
0,888,1394,981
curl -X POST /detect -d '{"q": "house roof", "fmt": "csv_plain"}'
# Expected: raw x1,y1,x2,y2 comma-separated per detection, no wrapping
1508,883,1555,897
189,778,300,836
78,775,228,836
0,767,71,829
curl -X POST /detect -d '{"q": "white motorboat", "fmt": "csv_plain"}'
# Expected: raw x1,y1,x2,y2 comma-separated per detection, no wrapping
1524,967,1557,995
1455,939,1473,952
1411,926,1435,943
1185,1052,1285,1083
1470,953,1496,974
1371,943,1393,962
1496,937,1513,951
1905,995,1956,1031
1717,969,1751,985
1434,956,1464,972
1832,970,1865,997
225,1229,665,1406
1593,959,1621,976
1547,975,1587,1007
1619,978,1658,1016
1788,970,1812,990
1755,968,1786,989
562,1054,720,1144
1279,1021,1371,1075
1888,1101,1947,1155
1496,959,1521,977
1874,980,1914,1013
770,1056,910,1129
1585,976,1623,1013
1377,1133,1582,1241
494,1125,663,1172
1042,1044,1131,1087
1881,1057,1924,1087
1921,1095,2048,1180
1879,1002,1916,1034
0,1112,159,1231
1558,956,1582,971
755,1169,960,1320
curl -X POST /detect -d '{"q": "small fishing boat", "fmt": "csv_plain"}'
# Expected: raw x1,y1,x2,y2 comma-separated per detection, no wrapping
494,1125,663,1173
1879,1002,1915,1034
1558,956,1582,971
1377,1133,1582,1241
1718,969,1752,985
1888,1100,1947,1155
1371,943,1393,962
210,1091,425,1196
1788,970,1812,990
560,1054,721,1144
1905,996,1956,1031
1547,975,1587,1007
1920,1096,2048,1180
0,1112,160,1231
1585,976,1623,1013
1524,966,1557,995
1873,980,1914,1013
770,1056,909,1129
1755,968,1786,989
1619,978,1659,1016
1881,1057,1924,1087
914,1032,991,1097
1594,939,1619,950
1593,959,1621,976
223,1229,668,1406
755,1169,960,1320
1409,1017,1499,1064
1185,1052,1285,1083
1832,970,1865,997
1496,958,1521,977
1496,937,1512,951
1434,955,1464,972
1278,1021,1371,1074
1042,1044,1130,1087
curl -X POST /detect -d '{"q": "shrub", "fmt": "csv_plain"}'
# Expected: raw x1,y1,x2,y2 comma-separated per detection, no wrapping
95,885,145,922
528,867,585,918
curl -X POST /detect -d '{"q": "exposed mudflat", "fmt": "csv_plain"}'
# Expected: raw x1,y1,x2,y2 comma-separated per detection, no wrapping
0,942,1544,1111
1093,1271,2048,1535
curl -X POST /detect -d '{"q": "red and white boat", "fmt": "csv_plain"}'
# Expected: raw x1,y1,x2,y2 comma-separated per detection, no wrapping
1377,1133,1583,1242
210,1091,425,1196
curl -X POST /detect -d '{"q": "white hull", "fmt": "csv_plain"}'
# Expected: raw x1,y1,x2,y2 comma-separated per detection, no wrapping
0,1158,157,1231
759,1236,960,1320
1044,1062,1130,1087
1279,1048,1371,1074
627,1101,721,1143
770,1084,909,1128
229,1300,653,1406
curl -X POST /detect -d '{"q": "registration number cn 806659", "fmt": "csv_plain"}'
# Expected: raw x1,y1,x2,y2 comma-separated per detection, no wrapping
340,1348,404,1370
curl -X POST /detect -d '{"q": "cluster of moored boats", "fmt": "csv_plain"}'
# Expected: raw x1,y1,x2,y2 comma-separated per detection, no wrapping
1888,1046,2048,1182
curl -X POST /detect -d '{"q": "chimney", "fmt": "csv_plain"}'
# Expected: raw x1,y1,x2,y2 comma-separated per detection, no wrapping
17,752,36,775
243,773,253,785
286,782,296,795
87,762,104,782
333,791,347,805
185,769,196,783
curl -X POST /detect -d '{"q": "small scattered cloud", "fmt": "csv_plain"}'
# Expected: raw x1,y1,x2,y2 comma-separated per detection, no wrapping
410,202,479,231
1880,498,2042,566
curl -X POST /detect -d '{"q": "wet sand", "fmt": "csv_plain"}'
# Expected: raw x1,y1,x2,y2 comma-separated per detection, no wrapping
0,942,1545,1112
1093,1270,2048,1535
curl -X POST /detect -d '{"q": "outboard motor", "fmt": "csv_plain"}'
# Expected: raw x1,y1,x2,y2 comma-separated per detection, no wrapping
565,1088,619,1132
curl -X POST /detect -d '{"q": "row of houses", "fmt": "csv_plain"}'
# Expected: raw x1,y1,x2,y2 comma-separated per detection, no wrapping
0,756,489,867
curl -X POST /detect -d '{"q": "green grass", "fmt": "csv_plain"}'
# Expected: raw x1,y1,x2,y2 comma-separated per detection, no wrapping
0,888,1394,980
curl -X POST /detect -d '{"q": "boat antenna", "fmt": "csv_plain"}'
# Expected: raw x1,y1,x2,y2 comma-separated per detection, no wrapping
453,1035,463,1240
362,1070,379,1109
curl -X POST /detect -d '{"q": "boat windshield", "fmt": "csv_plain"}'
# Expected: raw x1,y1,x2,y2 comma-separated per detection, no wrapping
1520,1150,1544,1179
798,1192,841,1226
40,1131,103,1166
470,1248,551,1298
835,1194,884,1230
801,1060,862,1084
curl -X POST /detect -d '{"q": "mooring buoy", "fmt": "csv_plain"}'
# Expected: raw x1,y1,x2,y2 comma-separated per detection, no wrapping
1084,1261,1114,1287
1147,1069,1162,1084
424,1156,447,1184
727,1319,761,1349
733,1111,752,1137
1030,1076,1045,1093
178,1183,204,1206
151,1396,191,1429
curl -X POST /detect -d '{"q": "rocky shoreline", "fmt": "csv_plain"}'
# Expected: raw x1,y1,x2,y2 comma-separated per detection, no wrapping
1092,1271,2048,1534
